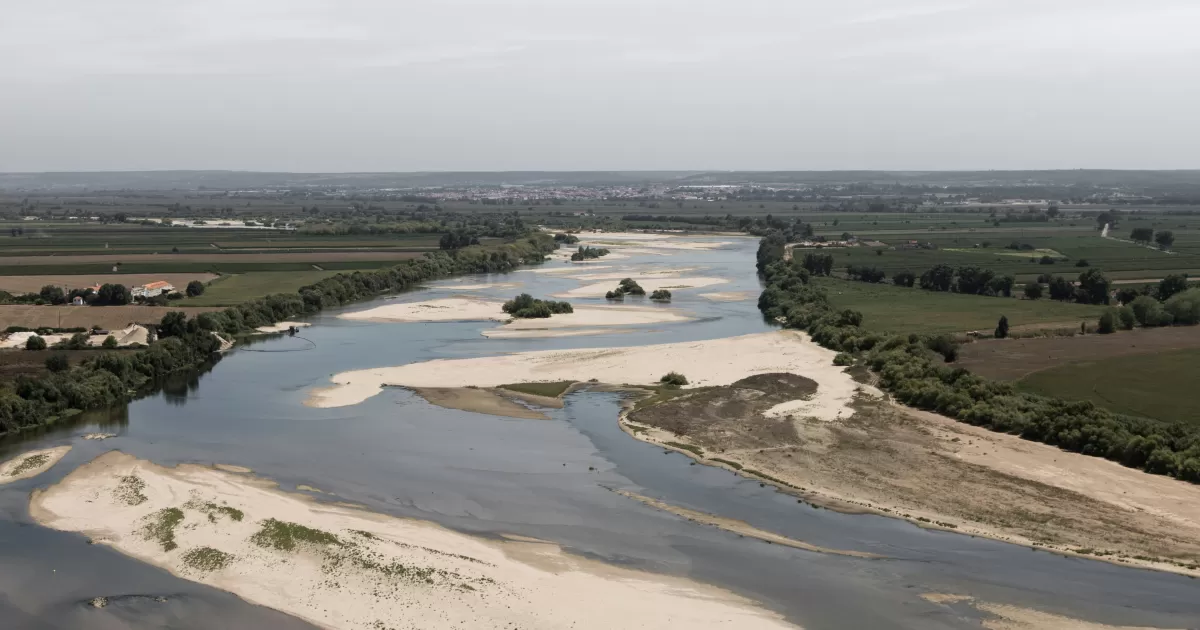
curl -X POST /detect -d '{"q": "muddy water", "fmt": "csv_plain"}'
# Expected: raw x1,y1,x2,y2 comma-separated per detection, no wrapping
2,236,1199,629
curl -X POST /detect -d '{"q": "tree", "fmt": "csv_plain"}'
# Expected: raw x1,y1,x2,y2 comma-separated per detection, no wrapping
25,335,46,350
1155,230,1176,250
95,283,130,306
1130,227,1154,243
1075,259,1089,267
159,311,188,338
45,354,70,373
1117,306,1136,330
1164,288,1200,325
1048,276,1074,301
186,280,206,297
102,335,118,349
1097,310,1116,334
1130,295,1170,326
1077,268,1111,305
39,285,66,305
892,271,916,287
660,372,688,387
1023,283,1043,300
1157,274,1188,301
919,264,954,292
995,315,1009,339
1114,287,1141,305
649,289,672,301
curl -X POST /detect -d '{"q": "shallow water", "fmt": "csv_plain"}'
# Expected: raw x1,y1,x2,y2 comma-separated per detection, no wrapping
2,236,1199,629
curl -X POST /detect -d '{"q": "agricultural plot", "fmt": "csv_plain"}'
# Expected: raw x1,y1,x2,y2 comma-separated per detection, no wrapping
1018,348,1200,426
815,277,1106,335
0,273,217,295
185,271,341,306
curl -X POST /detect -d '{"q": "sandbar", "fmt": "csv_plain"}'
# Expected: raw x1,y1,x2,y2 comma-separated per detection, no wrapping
700,291,757,302
254,321,312,334
306,331,859,419
342,298,693,332
0,446,71,484
30,451,798,630
554,276,729,298
341,298,506,323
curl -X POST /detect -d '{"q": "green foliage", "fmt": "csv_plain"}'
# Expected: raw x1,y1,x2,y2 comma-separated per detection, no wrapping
570,246,609,261
25,335,46,351
182,546,234,571
1165,289,1200,325
649,289,672,301
995,316,1009,339
1155,230,1175,250
250,518,341,552
141,507,185,551
660,372,689,387
607,278,645,299
44,355,69,373
1117,306,1136,330
186,280,206,297
501,293,573,319
553,233,579,245
1129,295,1170,327
102,335,118,349
1097,310,1116,334
1023,283,1043,300
1130,227,1154,243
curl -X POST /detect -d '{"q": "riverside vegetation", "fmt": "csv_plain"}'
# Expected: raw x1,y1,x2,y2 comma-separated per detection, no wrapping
756,233,1200,482
0,235,558,436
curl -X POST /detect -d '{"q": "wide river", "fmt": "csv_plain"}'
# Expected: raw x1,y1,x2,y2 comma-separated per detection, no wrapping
2,236,1199,629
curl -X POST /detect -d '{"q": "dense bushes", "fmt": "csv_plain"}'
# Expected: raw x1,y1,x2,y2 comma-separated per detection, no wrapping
0,235,559,436
649,289,672,301
502,294,573,319
570,246,609,261
605,278,645,300
754,231,1200,483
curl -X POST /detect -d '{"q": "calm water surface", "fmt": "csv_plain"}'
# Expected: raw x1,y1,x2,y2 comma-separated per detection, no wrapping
2,237,1199,629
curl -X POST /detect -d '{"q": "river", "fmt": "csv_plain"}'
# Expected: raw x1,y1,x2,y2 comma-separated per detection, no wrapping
2,236,1198,629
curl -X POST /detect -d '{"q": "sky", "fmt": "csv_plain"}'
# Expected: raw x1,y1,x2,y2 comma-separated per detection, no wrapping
2,0,1198,172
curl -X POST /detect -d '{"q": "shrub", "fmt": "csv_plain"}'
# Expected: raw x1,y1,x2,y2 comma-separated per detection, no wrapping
1164,288,1200,325
501,293,572,319
1075,259,1090,267
45,354,70,373
1097,310,1116,334
1116,306,1136,331
833,353,854,366
1023,283,1043,300
605,290,623,300
660,372,688,387
649,289,671,301
1129,295,1167,327
995,315,1009,339
102,335,118,349
25,335,47,351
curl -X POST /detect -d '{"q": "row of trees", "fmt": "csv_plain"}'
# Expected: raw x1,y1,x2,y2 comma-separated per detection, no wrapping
1129,227,1175,249
755,232,1200,483
0,235,560,436
914,264,1016,297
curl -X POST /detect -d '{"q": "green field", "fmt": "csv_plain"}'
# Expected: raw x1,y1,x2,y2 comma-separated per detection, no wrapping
185,271,341,306
1018,349,1200,426
815,277,1106,335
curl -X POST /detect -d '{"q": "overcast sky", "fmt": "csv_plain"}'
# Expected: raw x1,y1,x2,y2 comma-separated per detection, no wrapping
2,0,1198,172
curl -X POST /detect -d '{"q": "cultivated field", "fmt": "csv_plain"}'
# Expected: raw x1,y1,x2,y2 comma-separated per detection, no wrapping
815,278,1106,335
1018,348,1200,426
185,271,340,306
0,273,218,295
0,305,220,331
955,325,1200,381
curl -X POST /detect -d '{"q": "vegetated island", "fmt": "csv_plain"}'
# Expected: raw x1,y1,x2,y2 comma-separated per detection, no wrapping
30,451,797,630
501,293,573,318
606,278,645,300
0,446,72,484
570,246,610,262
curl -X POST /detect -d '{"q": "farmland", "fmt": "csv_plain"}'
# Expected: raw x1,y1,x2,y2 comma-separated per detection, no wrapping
0,273,217,295
814,277,1106,335
185,271,341,306
1018,348,1200,427
0,305,220,331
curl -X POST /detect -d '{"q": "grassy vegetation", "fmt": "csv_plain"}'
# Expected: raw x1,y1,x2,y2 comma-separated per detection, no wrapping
815,277,1106,335
1019,349,1200,427
250,518,342,551
184,499,245,523
140,507,185,551
8,453,49,476
497,381,574,398
114,475,148,506
182,546,235,571
185,271,340,306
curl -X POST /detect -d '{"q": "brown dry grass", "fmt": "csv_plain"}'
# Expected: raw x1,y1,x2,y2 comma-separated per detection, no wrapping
0,252,421,266
0,273,218,294
956,325,1200,381
625,387,1200,574
0,305,221,330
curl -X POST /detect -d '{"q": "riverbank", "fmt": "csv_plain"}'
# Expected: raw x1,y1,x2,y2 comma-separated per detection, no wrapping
304,331,861,415
31,451,799,630
0,446,71,484
621,382,1200,578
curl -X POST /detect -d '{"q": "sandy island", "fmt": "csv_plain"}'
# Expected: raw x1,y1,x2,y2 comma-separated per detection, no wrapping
305,331,859,419
553,276,729,299
1,446,71,484
340,298,693,338
31,451,798,630
255,321,313,334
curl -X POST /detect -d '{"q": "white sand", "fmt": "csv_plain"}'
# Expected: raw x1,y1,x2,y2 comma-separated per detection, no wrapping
343,298,692,333
341,298,506,324
0,446,71,484
31,452,797,630
568,267,699,281
526,265,614,274
307,331,860,423
88,324,150,347
700,291,757,302
254,321,312,334
425,283,518,291
0,332,67,349
480,327,637,339
554,276,729,299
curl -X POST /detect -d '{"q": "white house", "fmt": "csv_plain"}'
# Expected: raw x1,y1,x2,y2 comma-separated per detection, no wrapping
131,281,175,298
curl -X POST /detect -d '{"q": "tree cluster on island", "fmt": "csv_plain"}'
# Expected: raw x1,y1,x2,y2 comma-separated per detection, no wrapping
605,278,645,300
570,246,609,262
553,233,579,245
649,289,672,302
502,293,573,319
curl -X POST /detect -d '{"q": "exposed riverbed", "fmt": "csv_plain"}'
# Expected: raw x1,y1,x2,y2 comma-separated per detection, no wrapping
2,235,1199,629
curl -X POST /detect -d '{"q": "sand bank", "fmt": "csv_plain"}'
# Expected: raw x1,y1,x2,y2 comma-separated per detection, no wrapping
341,298,506,323
920,594,1171,630
480,327,635,340
425,283,518,291
31,452,798,630
306,331,859,418
700,291,757,302
1,446,71,484
413,387,548,420
254,321,312,334
553,276,729,299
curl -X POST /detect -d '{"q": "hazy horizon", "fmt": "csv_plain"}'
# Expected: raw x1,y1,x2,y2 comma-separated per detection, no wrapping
3,0,1198,172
